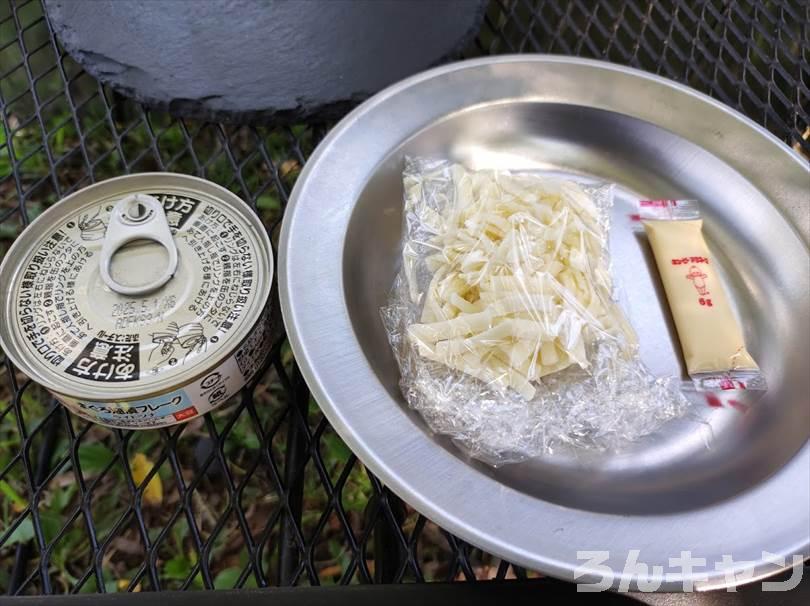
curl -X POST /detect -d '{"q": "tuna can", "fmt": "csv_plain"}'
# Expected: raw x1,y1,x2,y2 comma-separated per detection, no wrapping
0,173,273,429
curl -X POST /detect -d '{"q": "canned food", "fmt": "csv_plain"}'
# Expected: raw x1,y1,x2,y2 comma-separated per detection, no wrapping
0,173,273,429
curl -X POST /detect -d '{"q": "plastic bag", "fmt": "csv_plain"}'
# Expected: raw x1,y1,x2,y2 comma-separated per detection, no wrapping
381,158,688,465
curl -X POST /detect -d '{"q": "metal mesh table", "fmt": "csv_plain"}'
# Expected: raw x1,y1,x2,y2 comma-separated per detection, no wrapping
0,0,807,596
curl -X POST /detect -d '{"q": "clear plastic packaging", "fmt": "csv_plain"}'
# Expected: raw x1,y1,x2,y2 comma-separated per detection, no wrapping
381,158,688,465
639,199,766,392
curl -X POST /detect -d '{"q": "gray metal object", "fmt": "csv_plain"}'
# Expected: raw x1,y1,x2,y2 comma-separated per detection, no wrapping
43,0,487,123
280,56,810,590
0,173,274,428
99,194,179,295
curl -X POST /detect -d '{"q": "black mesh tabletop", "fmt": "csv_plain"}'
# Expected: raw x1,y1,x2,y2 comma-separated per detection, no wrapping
0,0,807,597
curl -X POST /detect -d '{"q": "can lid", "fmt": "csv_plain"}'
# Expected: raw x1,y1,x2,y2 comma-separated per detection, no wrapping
0,173,273,400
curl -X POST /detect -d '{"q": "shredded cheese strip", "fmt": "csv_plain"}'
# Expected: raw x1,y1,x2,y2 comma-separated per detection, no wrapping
405,165,634,400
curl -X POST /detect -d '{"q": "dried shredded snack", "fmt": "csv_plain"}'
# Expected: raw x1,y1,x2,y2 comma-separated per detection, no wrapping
381,158,688,465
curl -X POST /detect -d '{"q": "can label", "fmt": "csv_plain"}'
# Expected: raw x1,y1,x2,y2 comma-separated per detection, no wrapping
14,192,264,387
56,304,272,428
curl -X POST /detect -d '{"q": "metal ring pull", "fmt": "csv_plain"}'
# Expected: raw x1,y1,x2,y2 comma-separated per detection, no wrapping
99,194,178,295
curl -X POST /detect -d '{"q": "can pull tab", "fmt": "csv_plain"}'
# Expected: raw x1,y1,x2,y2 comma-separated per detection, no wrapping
100,194,179,296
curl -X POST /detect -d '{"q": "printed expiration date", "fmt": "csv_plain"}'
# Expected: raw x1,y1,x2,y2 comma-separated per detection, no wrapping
112,295,176,329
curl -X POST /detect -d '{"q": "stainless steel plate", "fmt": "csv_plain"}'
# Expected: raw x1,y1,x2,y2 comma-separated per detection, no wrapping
280,56,810,590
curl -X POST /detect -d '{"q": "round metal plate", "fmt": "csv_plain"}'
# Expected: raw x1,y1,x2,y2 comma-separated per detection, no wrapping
280,56,809,590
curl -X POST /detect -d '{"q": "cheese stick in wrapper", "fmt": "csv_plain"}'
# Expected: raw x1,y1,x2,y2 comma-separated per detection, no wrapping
639,199,766,391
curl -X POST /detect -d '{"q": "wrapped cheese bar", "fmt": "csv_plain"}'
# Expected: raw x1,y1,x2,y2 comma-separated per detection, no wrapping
639,199,766,391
